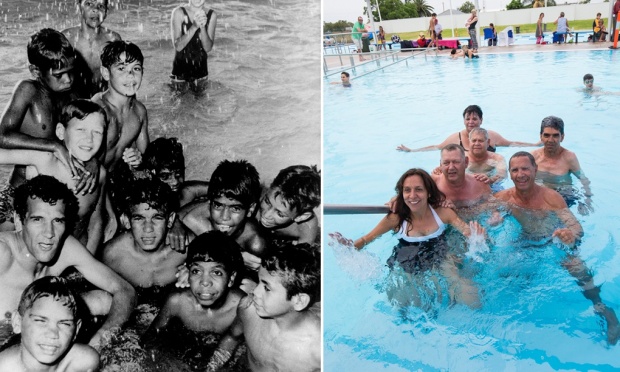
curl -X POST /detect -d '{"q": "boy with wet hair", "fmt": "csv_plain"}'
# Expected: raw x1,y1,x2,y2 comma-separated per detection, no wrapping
141,231,246,369
180,159,266,271
142,137,209,207
0,276,100,371
257,165,321,245
62,0,122,97
205,243,321,372
92,40,149,172
102,178,186,305
0,99,107,255
0,29,96,231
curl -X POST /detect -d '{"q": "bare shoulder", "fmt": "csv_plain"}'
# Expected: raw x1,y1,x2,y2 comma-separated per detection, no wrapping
133,99,148,118
65,343,100,371
61,26,79,38
90,92,105,105
541,187,567,209
490,151,505,162
0,233,16,271
103,27,121,42
11,79,39,98
494,188,512,201
434,206,458,223
102,232,132,263
0,345,19,369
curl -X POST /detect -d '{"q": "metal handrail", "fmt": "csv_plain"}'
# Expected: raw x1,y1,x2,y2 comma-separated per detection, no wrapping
323,48,435,78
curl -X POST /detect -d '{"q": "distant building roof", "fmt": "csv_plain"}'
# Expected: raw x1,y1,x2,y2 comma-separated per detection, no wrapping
438,9,464,15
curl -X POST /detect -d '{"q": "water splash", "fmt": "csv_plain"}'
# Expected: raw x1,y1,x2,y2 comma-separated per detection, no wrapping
466,229,490,263
329,237,383,282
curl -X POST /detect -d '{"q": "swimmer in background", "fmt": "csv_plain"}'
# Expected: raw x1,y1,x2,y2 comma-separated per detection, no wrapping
397,105,540,153
332,168,485,309
62,0,122,97
581,73,620,95
170,0,217,94
530,116,593,215
0,277,100,372
330,72,351,87
492,152,620,345
450,46,478,59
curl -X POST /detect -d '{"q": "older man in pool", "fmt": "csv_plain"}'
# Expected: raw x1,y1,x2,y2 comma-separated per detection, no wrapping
530,116,593,215
397,105,540,153
493,152,620,345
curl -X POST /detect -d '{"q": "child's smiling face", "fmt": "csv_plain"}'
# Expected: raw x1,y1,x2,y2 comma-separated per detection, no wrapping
16,296,79,367
104,52,143,97
188,260,235,307
57,112,105,163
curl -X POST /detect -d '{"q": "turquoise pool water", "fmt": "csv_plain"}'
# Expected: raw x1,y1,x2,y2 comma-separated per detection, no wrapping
324,50,620,371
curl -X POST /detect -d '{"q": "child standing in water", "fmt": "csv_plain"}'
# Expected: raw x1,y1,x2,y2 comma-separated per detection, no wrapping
170,0,217,93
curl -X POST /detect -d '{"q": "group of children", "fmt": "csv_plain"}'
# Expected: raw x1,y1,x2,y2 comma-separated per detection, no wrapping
0,0,321,370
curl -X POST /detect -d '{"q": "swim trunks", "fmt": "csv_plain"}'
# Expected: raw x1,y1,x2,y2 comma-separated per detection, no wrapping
171,7,214,82
387,207,449,273
459,132,495,152
0,185,15,225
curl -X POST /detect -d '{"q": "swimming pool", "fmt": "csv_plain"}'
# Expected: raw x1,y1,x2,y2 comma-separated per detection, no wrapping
324,50,620,371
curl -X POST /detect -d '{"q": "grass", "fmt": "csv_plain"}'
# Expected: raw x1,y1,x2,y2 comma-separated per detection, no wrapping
388,19,606,40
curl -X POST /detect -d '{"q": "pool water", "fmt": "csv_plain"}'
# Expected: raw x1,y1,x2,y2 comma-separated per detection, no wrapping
324,50,620,371
0,0,321,183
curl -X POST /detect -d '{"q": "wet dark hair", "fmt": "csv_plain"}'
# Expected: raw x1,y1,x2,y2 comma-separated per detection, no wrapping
121,178,178,217
100,40,144,69
59,99,107,128
262,243,320,306
540,115,564,135
441,143,466,159
463,104,483,119
270,165,320,214
207,160,261,208
14,175,79,230
76,0,109,7
509,151,537,167
18,276,79,319
186,231,244,286
341,71,350,77
143,137,185,179
27,28,76,71
393,168,445,233
583,73,593,82
450,48,457,55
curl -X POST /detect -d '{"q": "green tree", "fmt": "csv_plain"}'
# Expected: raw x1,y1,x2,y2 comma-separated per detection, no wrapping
323,20,353,34
458,1,475,13
506,0,524,9
364,0,418,21
407,0,434,17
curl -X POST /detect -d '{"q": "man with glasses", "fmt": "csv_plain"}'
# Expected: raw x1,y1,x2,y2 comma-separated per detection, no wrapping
62,0,122,97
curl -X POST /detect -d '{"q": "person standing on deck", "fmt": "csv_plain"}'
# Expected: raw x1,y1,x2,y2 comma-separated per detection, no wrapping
465,9,479,53
352,16,366,62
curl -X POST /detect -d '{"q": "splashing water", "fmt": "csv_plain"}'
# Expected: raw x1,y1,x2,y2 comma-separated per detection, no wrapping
466,229,490,263
329,238,384,282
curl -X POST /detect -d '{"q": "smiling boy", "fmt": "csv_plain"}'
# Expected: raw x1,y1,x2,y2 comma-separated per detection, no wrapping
0,276,99,372
92,40,149,172
257,165,320,245
62,0,122,96
0,99,107,255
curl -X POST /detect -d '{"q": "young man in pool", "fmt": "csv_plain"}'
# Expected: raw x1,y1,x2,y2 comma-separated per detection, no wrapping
396,105,540,153
0,276,100,372
92,40,148,172
493,152,620,345
0,99,107,255
0,175,135,349
102,178,187,306
179,160,266,273
0,29,95,231
204,243,321,372
530,116,593,215
62,0,122,97
256,165,321,245
141,231,246,368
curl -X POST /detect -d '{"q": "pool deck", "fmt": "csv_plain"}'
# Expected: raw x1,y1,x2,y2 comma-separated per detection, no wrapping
323,41,618,73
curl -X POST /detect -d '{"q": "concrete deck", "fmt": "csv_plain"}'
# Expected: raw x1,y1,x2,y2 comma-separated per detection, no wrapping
323,41,618,74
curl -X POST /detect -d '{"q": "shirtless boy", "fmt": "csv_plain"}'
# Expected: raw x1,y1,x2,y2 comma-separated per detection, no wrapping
62,0,122,96
205,243,321,372
530,116,593,214
92,40,148,171
0,277,100,372
0,175,135,349
0,29,94,230
257,165,321,245
0,99,107,255
180,160,266,271
102,178,186,303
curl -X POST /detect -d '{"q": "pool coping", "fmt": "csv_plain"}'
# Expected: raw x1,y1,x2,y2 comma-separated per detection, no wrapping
323,41,617,72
